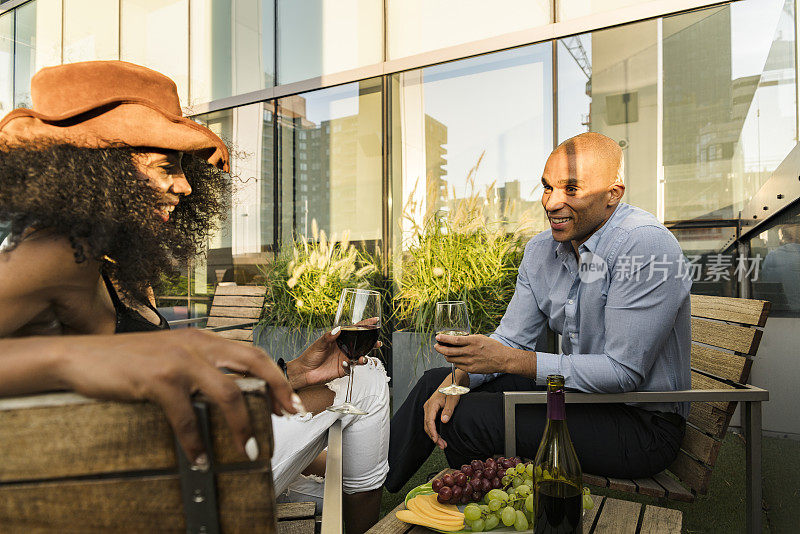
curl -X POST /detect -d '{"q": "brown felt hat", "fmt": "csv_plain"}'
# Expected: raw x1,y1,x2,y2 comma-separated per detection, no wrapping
0,60,229,171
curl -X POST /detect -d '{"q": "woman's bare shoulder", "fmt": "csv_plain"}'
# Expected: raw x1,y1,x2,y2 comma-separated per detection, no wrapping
0,233,101,294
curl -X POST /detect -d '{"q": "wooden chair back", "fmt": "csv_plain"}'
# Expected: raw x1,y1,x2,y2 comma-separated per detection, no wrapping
667,294,771,495
206,283,266,343
0,380,277,532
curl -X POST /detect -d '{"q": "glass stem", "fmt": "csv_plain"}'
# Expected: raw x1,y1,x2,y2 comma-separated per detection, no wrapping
345,364,355,404
451,363,457,387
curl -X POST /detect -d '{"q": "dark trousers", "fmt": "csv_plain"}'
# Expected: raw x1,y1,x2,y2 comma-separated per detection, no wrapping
386,367,685,493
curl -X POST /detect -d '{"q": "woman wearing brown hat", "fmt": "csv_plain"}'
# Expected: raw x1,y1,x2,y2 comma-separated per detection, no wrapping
0,60,387,533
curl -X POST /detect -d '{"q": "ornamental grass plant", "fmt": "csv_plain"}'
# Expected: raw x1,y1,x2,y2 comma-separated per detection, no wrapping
393,155,542,338
258,219,383,331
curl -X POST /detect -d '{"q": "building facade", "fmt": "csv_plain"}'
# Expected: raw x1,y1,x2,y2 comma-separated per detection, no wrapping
1,0,799,436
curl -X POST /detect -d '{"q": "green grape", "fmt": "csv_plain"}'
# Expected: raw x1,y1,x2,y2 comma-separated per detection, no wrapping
524,494,534,513
525,463,534,477
484,514,500,531
534,465,542,478
512,476,524,488
515,484,530,497
523,478,534,489
524,510,533,523
582,493,594,510
480,504,490,514
513,510,529,531
470,518,485,532
488,499,502,512
501,475,511,486
505,466,516,476
464,505,481,521
501,506,516,526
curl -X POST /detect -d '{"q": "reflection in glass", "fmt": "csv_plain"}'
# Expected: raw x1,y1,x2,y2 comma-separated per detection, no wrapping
663,0,796,221
0,12,12,115
121,0,189,105
752,210,800,316
387,0,550,60
277,0,382,84
63,0,119,63
190,0,275,105
668,227,738,297
556,1,797,223
278,79,383,245
390,44,553,248
193,103,275,285
13,0,62,109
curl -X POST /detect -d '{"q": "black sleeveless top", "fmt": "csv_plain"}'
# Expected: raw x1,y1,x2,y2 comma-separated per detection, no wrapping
101,272,169,333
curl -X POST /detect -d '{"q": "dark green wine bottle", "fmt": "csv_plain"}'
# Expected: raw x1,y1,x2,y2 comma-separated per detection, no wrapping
533,375,583,533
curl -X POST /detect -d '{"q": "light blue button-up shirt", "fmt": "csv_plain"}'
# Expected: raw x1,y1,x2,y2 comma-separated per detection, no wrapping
471,203,692,418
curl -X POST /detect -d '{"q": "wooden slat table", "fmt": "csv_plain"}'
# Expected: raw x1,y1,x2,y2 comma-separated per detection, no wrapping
368,494,682,534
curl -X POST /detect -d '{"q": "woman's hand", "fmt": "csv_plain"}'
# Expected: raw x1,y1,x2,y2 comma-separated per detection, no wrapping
34,329,299,465
286,324,382,390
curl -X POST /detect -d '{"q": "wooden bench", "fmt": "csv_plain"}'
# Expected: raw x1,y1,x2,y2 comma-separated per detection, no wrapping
369,469,682,534
168,282,265,342
502,294,770,534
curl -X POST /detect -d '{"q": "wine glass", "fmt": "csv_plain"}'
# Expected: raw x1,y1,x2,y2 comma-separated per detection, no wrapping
435,301,471,396
326,288,381,415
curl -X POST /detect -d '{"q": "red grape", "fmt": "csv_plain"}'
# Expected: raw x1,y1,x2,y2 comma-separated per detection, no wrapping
485,458,496,470
473,470,483,480
438,486,452,502
452,485,463,500
463,481,473,494
470,460,482,471
491,477,501,489
484,468,496,480
502,458,513,469
496,456,506,465
449,495,459,505
460,494,470,504
442,474,454,487
471,491,482,501
497,468,506,479
512,457,522,466
454,472,467,486
480,478,491,493
431,479,443,492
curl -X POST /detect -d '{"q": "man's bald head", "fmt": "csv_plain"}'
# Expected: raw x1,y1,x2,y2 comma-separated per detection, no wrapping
541,132,626,249
551,132,624,187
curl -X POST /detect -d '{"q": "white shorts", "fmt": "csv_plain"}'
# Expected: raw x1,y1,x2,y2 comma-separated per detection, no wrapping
271,357,391,505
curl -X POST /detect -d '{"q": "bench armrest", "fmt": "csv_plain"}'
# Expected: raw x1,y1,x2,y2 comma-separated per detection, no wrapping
321,419,343,534
503,386,769,458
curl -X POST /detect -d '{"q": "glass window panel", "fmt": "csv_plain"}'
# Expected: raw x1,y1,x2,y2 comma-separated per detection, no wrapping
387,0,550,60
13,0,62,109
190,0,275,105
121,0,189,105
390,44,553,248
662,0,796,221
277,0,382,85
193,102,275,285
278,79,383,245
0,11,12,115
63,0,119,63
668,226,738,297
557,1,797,224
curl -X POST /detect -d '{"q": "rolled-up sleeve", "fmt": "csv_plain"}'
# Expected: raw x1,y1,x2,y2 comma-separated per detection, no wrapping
535,226,691,392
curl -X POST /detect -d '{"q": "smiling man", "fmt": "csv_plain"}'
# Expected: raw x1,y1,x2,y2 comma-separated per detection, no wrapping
386,132,692,491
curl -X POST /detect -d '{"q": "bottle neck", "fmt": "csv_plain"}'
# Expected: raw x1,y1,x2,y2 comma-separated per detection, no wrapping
546,389,566,421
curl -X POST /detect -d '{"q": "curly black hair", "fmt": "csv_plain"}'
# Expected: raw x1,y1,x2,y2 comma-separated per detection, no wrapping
0,141,229,302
